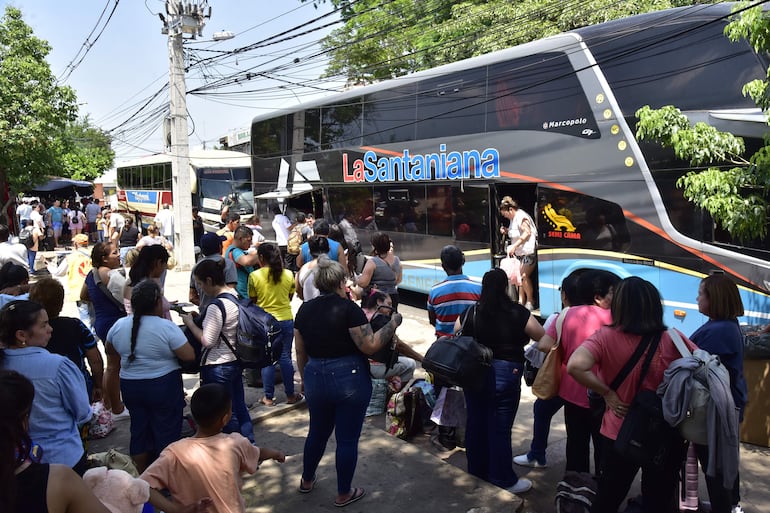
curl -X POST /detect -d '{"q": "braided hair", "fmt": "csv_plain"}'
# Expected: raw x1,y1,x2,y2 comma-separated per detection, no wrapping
127,280,162,363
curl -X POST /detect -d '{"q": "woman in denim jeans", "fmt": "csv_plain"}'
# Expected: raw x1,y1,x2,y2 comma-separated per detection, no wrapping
454,268,544,495
294,255,402,508
248,242,303,406
182,259,255,444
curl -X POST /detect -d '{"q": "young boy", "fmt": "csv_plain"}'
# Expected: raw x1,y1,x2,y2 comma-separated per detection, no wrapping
140,384,285,513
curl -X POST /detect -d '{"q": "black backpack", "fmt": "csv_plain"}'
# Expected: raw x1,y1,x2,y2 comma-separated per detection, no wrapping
18,227,34,248
211,294,281,369
555,471,597,513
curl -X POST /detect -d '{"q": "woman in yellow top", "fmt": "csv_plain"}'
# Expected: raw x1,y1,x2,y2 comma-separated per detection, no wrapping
248,242,303,406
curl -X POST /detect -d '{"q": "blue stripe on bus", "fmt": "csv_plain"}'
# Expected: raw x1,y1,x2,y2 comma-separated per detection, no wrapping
539,258,770,334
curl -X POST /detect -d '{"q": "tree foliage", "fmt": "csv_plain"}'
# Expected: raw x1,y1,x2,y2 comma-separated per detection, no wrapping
0,6,78,199
303,0,713,83
57,117,115,181
636,2,770,241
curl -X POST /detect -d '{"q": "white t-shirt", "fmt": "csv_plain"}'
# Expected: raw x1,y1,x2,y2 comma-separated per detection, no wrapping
106,315,187,379
507,209,536,256
154,208,175,238
109,213,125,235
271,214,291,246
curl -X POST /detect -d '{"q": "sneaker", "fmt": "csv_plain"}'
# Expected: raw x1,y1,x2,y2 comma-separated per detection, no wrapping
732,506,744,513
507,478,532,494
524,302,534,311
110,408,130,421
513,453,547,468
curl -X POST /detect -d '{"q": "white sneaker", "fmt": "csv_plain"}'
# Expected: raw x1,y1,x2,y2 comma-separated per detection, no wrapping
513,453,547,468
507,478,532,494
110,408,130,421
524,302,534,311
732,506,744,513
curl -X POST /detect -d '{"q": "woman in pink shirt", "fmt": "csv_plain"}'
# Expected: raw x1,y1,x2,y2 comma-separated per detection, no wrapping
536,270,618,475
567,277,696,513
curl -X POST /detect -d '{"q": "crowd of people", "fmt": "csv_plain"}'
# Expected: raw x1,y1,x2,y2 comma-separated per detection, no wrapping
0,198,750,513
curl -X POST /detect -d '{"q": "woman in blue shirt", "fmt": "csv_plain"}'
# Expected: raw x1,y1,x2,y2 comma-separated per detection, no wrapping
0,300,92,475
106,280,195,473
692,274,747,513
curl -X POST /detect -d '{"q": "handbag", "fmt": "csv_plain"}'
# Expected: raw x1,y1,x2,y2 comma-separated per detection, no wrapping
422,305,492,391
614,331,677,467
369,313,399,370
531,307,569,399
386,378,428,440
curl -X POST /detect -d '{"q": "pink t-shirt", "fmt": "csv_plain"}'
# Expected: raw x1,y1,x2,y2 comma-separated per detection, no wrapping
141,433,260,513
581,327,697,440
546,305,611,408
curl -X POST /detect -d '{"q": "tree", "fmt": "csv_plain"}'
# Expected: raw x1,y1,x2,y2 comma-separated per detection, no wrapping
58,117,115,181
303,0,714,84
0,6,78,223
636,2,770,241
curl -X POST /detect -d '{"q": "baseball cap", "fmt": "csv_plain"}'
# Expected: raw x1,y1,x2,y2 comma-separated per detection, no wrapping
440,245,464,271
72,234,89,246
199,232,226,255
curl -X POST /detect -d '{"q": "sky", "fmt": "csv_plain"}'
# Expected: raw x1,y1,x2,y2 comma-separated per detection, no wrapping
4,0,343,162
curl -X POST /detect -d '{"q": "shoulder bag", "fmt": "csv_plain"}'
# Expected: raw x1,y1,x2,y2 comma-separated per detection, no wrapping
531,306,569,399
614,331,679,467
422,305,492,391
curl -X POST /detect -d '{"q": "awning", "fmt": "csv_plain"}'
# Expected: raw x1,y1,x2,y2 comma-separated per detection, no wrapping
29,177,94,194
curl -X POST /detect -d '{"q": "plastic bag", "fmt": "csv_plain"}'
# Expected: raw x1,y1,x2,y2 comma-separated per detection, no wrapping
88,401,115,440
499,256,522,286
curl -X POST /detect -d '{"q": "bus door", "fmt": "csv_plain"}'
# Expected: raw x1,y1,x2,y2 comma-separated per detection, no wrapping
493,184,538,255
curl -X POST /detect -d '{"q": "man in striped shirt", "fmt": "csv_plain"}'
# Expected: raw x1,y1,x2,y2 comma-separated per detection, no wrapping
427,245,481,337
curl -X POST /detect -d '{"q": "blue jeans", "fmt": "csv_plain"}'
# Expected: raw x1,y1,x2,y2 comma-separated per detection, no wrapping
120,370,184,456
464,359,524,489
302,354,371,495
527,396,564,464
200,361,254,443
27,249,36,272
261,319,295,399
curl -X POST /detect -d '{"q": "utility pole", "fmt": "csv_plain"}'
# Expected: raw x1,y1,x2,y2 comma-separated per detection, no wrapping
162,0,211,270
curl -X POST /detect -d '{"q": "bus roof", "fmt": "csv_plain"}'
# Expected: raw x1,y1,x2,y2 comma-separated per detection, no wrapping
116,148,251,169
250,3,742,125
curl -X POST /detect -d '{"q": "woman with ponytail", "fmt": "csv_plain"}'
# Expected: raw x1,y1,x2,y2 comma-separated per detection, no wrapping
0,370,110,513
105,280,194,473
248,242,302,406
0,300,92,476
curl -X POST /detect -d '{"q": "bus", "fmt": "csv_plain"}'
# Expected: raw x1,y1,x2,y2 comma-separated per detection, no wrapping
116,148,253,229
249,3,770,333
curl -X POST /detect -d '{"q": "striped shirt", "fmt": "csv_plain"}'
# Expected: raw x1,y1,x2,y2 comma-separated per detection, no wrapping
427,274,481,337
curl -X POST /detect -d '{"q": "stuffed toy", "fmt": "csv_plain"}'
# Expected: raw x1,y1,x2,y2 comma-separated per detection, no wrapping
83,467,150,513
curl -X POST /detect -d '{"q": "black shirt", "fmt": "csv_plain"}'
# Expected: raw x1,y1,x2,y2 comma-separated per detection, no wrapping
460,302,530,363
119,225,140,247
295,294,368,358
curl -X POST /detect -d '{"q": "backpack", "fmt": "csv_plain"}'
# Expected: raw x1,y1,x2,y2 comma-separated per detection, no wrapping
71,211,80,225
18,227,34,248
287,225,303,255
555,471,597,513
212,294,281,369
661,328,716,445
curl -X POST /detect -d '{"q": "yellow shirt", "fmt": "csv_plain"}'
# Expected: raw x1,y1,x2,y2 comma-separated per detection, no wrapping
247,267,294,321
67,249,92,302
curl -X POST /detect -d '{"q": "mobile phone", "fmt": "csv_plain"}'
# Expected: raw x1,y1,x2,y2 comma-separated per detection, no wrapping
171,302,195,314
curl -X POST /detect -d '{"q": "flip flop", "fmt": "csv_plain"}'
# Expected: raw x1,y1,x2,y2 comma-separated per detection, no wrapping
334,487,366,507
298,475,316,494
261,397,276,407
287,392,304,405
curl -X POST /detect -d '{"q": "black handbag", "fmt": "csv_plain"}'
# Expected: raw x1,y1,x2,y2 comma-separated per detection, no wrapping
422,305,493,391
614,331,677,467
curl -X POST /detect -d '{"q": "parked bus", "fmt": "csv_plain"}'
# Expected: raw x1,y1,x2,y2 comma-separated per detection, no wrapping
250,3,770,333
116,148,253,229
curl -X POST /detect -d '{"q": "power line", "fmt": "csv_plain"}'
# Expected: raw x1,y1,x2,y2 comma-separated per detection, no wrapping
58,0,121,83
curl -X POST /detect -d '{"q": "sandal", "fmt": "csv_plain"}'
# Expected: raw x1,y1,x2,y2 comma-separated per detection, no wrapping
334,487,365,507
260,397,276,407
286,393,304,405
298,475,316,494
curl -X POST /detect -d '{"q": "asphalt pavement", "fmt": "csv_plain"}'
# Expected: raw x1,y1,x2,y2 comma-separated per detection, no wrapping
49,257,770,513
